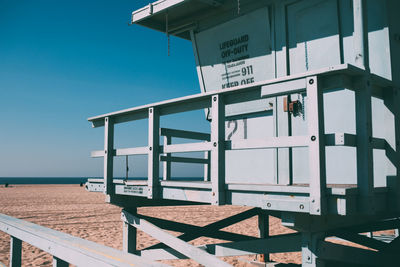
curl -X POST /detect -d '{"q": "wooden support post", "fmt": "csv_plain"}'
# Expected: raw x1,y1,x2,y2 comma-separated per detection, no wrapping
148,107,160,199
306,76,326,215
302,232,326,267
104,116,114,196
258,210,269,263
355,76,374,213
162,135,171,181
9,236,22,267
123,208,138,255
53,256,68,267
211,94,225,205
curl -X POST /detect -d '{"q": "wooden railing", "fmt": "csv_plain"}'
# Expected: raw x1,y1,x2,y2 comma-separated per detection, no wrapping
0,213,167,267
89,64,398,216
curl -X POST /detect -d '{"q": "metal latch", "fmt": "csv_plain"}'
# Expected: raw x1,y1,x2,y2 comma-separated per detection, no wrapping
283,97,303,117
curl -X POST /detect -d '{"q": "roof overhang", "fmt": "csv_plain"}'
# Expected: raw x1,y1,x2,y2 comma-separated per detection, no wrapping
131,0,225,40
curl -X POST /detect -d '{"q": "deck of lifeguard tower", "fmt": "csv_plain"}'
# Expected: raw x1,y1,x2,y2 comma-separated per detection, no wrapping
83,0,400,266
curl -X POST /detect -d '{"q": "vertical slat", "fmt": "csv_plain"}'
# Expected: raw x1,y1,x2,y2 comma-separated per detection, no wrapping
52,256,68,267
355,76,374,213
211,95,225,205
148,107,160,199
123,208,138,255
162,135,171,181
258,210,269,262
307,76,326,215
353,0,367,69
104,117,114,196
203,150,210,182
10,236,21,267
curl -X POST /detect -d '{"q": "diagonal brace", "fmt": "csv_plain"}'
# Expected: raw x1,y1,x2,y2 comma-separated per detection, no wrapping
121,209,232,267
147,207,260,249
139,214,256,242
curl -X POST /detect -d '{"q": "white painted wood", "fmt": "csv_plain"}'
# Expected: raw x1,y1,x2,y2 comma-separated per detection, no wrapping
211,94,225,205
121,210,232,267
163,142,212,153
0,214,166,267
115,147,148,156
355,76,374,212
261,78,306,98
353,0,366,69
148,108,160,199
226,136,309,150
53,256,68,267
104,117,114,196
306,76,327,215
162,136,171,181
10,237,21,267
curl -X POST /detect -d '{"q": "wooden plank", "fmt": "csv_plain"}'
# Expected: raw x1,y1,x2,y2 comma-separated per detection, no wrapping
160,128,210,141
353,0,367,69
163,142,212,153
10,236,21,267
306,76,327,215
211,94,225,205
148,107,160,199
121,210,232,267
104,117,114,196
160,155,209,164
0,214,167,267
261,78,306,98
162,136,171,181
88,64,362,128
123,208,138,255
226,136,309,150
115,147,148,156
141,233,301,260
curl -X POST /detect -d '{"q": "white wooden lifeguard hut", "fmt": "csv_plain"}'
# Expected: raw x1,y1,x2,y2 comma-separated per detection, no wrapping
85,0,400,266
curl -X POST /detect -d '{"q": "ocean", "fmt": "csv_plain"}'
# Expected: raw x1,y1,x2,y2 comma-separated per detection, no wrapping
0,177,203,185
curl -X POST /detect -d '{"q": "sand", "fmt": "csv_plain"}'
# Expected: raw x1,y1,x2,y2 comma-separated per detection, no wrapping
0,184,302,266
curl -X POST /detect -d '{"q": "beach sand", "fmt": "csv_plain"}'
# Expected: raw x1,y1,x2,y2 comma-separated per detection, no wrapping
0,184,301,266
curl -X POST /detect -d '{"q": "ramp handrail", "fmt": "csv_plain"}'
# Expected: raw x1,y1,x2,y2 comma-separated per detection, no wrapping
0,213,168,267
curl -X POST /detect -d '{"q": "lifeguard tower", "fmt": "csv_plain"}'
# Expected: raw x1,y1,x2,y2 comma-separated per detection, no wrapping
86,0,400,266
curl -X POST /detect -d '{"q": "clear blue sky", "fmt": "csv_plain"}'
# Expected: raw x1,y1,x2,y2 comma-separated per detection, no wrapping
0,0,207,177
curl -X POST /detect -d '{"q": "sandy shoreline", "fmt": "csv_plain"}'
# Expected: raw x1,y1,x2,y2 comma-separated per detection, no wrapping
0,185,300,266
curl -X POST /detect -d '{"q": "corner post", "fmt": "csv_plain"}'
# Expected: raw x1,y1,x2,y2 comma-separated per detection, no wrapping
148,107,160,199
353,0,368,69
104,116,114,196
123,207,138,255
355,76,374,213
211,94,225,205
10,236,22,267
307,76,327,215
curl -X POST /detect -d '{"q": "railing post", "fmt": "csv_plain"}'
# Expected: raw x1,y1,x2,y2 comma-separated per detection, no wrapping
258,210,269,262
123,208,138,255
204,150,210,182
355,76,374,213
10,236,21,267
52,256,68,267
307,76,327,215
148,107,160,199
162,135,171,181
104,116,114,196
211,94,225,205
